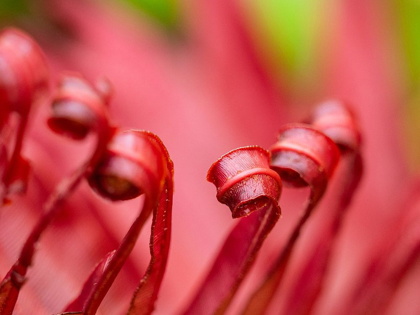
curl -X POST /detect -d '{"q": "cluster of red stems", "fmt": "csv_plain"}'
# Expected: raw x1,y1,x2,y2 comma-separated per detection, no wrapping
0,28,366,314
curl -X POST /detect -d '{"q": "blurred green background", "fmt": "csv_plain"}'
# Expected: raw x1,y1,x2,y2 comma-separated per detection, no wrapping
2,0,420,169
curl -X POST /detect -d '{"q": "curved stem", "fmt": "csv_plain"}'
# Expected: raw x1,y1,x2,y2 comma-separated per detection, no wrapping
79,195,155,315
60,183,172,315
19,166,87,269
5,114,27,181
0,113,29,204
59,132,174,315
0,165,87,315
241,185,326,315
282,153,363,315
127,174,174,315
0,129,110,315
182,200,281,315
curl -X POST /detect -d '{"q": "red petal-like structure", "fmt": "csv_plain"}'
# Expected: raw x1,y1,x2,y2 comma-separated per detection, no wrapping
0,74,111,315
242,124,339,314
65,130,173,315
48,73,111,141
0,28,49,116
281,101,363,315
0,28,50,203
183,146,282,315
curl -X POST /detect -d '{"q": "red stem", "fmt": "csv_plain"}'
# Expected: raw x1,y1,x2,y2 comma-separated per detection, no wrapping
241,185,326,315
282,153,363,315
62,251,117,313
0,165,87,315
182,200,281,315
61,173,173,315
80,196,156,315
60,130,173,315
5,114,27,180
0,113,29,203
127,175,174,315
0,124,111,315
19,166,87,269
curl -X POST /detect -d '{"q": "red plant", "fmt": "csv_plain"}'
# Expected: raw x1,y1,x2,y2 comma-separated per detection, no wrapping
0,0,418,314
0,29,173,315
183,146,282,314
0,28,49,204
64,129,173,315
242,123,340,314
279,100,363,315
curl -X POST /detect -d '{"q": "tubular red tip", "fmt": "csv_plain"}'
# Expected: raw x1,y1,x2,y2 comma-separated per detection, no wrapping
88,130,167,201
310,99,361,152
0,27,50,115
270,123,340,188
48,73,109,140
208,146,282,218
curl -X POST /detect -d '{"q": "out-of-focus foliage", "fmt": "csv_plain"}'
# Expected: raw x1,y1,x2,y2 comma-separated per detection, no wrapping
0,0,30,18
1,0,180,33
247,0,326,88
405,93,420,170
397,0,420,170
121,0,179,31
398,0,420,88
